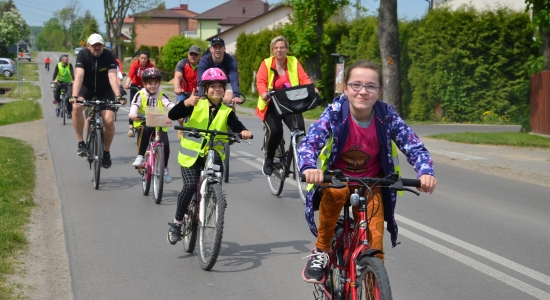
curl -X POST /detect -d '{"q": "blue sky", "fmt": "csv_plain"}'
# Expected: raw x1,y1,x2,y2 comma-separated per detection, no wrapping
16,0,431,28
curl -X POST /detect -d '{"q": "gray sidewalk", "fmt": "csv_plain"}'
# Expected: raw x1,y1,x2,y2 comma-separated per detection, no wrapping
234,105,550,178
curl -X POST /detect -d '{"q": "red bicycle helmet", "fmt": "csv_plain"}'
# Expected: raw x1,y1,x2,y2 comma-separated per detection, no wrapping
142,67,162,82
201,67,227,89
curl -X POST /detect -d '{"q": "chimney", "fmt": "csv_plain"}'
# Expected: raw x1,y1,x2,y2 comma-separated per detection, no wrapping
180,4,188,10
264,1,269,12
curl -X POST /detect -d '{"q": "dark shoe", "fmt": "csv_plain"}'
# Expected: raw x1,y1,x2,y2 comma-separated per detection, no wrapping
77,141,87,157
167,222,182,245
262,158,273,176
302,248,328,284
67,113,72,119
102,151,112,169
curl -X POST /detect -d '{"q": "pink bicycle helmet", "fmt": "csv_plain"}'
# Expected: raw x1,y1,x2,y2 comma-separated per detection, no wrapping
142,67,162,82
201,67,227,89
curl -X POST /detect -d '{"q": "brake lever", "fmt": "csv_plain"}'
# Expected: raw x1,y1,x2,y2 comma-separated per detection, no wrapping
389,184,420,196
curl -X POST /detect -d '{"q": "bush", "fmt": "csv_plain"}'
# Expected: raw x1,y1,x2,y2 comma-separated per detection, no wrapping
160,36,208,80
138,45,150,56
150,46,159,60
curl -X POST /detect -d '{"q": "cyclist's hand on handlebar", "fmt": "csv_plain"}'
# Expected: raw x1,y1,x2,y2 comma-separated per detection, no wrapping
232,96,242,104
123,83,129,90
115,95,126,105
417,174,437,194
69,96,79,103
303,169,324,185
260,93,268,101
239,130,252,140
129,113,138,120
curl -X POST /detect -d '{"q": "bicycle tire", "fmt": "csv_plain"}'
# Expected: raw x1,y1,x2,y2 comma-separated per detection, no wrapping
355,256,392,300
92,128,102,189
183,195,198,253
86,125,93,168
153,146,164,204
61,96,66,125
142,151,151,195
266,142,285,196
198,183,225,270
292,136,307,204
223,144,229,183
114,106,117,122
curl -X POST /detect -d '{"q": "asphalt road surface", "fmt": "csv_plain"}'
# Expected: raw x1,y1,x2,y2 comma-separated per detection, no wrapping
40,52,550,300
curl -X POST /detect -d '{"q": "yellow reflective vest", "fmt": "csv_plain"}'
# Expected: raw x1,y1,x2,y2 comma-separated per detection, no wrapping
255,56,300,121
178,100,231,167
133,91,168,132
56,62,72,83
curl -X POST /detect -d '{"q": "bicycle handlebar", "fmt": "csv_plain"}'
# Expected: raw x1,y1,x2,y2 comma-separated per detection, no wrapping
174,126,253,140
225,94,247,107
75,99,122,107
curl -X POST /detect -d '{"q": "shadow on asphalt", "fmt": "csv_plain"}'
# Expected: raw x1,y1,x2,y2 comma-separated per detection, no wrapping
178,240,311,273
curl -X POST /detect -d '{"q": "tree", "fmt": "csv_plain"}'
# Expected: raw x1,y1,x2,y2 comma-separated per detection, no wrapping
0,9,29,46
104,0,164,61
86,18,100,38
284,0,350,86
0,0,16,16
377,0,402,115
35,18,64,51
525,0,550,70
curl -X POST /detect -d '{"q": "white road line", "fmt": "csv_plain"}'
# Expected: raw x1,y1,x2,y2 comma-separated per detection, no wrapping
399,227,550,300
396,214,550,287
234,150,297,187
429,148,486,160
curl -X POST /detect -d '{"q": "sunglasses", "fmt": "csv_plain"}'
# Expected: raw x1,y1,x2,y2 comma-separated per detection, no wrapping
189,52,199,57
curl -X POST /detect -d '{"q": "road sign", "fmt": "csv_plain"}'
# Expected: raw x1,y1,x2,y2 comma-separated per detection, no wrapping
79,40,84,46
105,42,111,49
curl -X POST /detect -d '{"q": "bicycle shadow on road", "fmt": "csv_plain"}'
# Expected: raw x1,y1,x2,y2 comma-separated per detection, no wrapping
97,175,140,191
222,170,262,184
183,240,311,273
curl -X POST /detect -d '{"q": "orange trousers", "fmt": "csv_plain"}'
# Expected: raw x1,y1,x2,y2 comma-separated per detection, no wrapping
316,185,385,263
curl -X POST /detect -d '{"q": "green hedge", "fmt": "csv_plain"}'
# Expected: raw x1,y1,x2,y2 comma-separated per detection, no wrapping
159,35,208,82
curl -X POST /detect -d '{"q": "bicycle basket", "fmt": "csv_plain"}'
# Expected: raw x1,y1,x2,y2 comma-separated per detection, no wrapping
145,106,172,127
270,84,321,116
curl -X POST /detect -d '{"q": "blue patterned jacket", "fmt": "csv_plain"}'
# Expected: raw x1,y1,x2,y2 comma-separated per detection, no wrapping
297,95,435,247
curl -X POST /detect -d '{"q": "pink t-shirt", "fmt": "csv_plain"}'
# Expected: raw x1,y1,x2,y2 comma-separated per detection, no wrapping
333,115,382,177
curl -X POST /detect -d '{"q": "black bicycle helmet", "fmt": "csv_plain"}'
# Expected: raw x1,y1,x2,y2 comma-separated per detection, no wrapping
142,67,162,82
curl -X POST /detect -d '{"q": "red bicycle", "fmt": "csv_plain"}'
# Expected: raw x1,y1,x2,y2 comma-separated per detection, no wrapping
303,170,420,300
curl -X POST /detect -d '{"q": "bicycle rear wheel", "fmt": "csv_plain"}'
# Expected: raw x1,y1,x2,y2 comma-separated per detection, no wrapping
266,143,285,196
141,151,151,195
198,183,225,270
92,128,103,189
355,256,392,300
183,195,198,253
61,97,66,125
292,136,307,204
153,146,164,204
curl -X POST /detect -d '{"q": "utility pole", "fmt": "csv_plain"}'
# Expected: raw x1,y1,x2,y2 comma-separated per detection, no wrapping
356,0,360,20
425,0,433,10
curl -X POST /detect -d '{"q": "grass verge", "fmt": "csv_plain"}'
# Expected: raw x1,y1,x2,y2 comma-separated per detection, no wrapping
0,101,43,126
0,137,36,299
1,63,39,82
427,131,550,148
0,83,41,101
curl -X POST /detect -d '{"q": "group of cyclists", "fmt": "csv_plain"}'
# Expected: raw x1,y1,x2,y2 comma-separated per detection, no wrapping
49,33,438,286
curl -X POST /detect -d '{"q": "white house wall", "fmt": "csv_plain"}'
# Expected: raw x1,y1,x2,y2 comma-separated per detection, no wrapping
218,6,293,54
433,0,526,11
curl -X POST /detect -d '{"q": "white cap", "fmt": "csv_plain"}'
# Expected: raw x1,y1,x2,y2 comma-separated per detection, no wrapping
87,33,104,45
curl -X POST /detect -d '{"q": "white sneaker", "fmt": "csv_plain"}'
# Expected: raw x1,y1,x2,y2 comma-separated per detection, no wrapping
164,168,172,183
132,155,144,167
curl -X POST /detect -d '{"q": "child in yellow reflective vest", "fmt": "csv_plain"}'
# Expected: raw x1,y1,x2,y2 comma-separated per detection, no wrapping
128,68,175,182
165,67,252,245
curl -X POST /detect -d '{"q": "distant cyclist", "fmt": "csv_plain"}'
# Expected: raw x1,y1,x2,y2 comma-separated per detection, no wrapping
197,37,242,105
44,56,51,72
70,33,124,168
129,68,174,183
124,51,154,137
173,45,201,139
52,54,74,118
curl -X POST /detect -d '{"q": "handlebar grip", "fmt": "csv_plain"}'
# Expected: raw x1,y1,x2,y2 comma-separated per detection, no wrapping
401,178,421,187
299,174,333,183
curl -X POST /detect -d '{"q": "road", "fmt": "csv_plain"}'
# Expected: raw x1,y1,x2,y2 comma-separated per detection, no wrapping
39,52,550,300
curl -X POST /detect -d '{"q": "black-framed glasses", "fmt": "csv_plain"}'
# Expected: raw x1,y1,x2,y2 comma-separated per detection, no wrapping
346,82,380,93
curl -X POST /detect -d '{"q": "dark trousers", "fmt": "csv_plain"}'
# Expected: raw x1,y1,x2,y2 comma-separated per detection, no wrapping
263,107,305,159
54,84,73,114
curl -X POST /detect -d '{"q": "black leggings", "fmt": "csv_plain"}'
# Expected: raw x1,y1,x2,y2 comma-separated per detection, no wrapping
263,107,305,159
174,152,222,222
54,84,73,114
136,125,170,167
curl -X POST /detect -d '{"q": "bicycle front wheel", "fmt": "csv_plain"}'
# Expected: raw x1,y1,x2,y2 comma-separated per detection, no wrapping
183,195,198,253
153,146,164,204
266,143,285,196
355,256,392,300
61,97,66,125
292,136,307,204
198,183,225,270
223,144,230,183
92,128,103,189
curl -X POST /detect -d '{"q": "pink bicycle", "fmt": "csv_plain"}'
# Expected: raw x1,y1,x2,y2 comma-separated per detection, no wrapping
135,115,169,204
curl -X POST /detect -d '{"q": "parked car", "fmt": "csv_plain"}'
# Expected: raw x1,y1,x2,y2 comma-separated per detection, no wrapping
18,50,31,61
74,47,82,55
0,58,16,77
